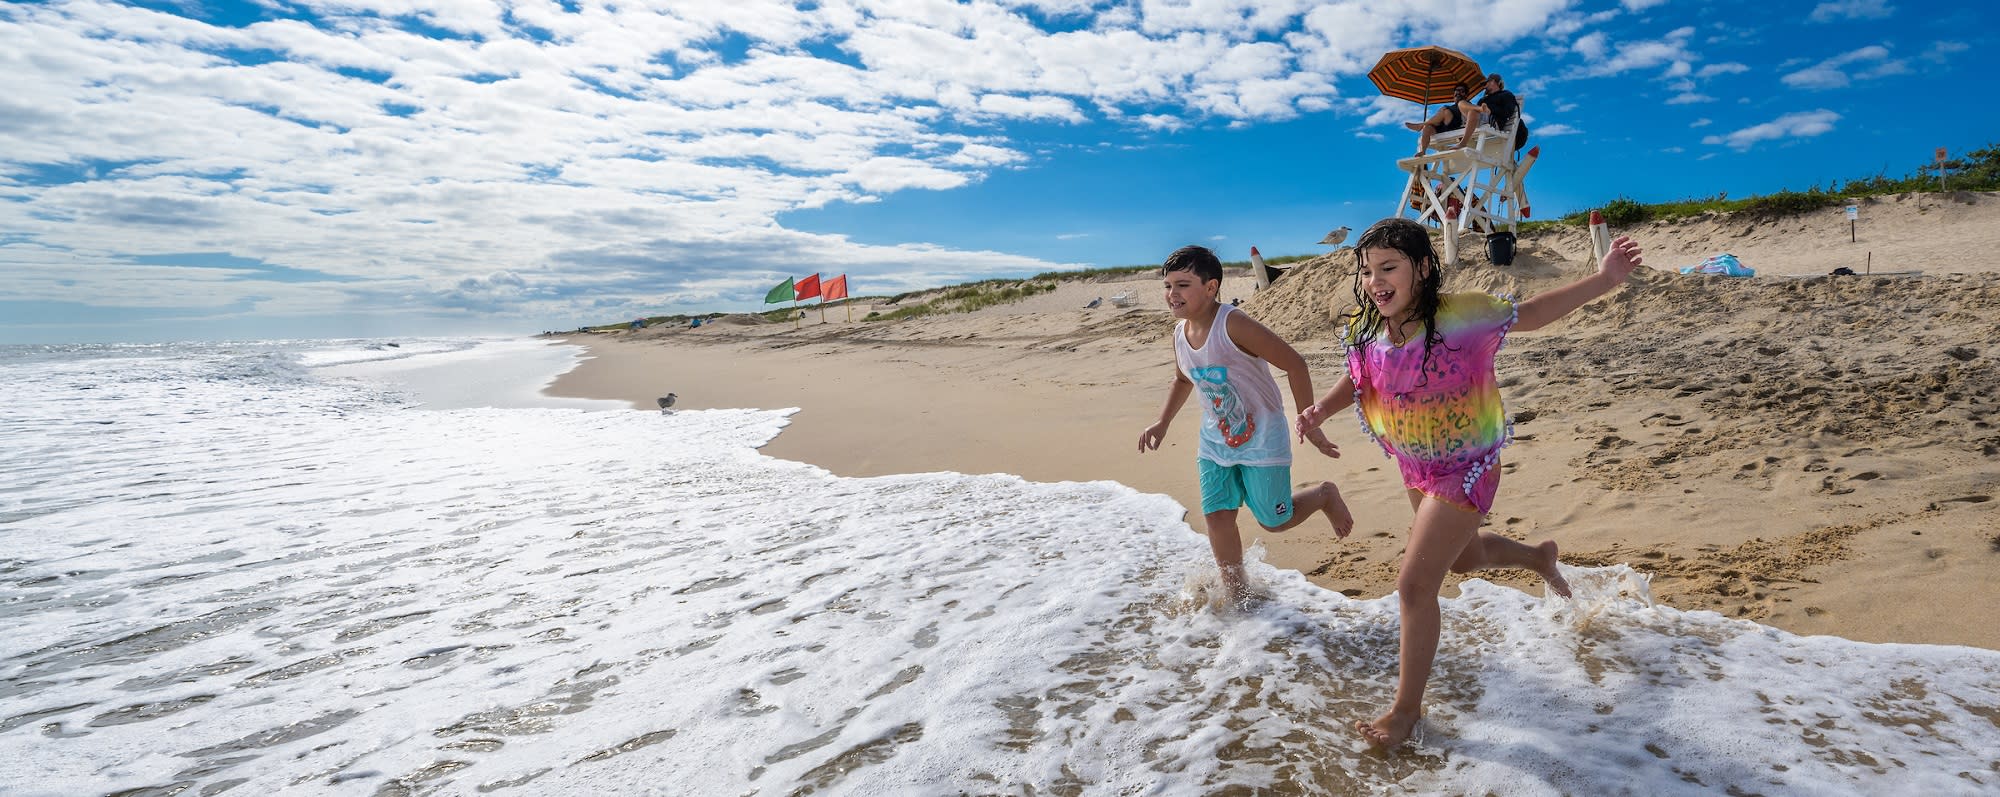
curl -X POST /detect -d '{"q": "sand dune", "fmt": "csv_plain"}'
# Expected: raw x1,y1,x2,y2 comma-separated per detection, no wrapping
551,191,2000,649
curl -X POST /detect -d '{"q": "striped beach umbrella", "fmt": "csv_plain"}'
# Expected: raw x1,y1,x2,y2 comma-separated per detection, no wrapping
1368,45,1483,114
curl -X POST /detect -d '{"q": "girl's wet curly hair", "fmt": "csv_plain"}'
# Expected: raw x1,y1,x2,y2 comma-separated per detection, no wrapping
1347,218,1449,384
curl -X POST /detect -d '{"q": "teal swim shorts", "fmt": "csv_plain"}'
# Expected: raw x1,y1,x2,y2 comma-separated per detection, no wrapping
1198,460,1295,528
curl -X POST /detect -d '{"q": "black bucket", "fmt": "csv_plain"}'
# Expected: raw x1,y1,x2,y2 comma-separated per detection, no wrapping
1486,231,1517,266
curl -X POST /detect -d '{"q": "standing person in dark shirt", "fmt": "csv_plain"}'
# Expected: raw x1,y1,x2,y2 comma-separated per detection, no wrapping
1476,73,1527,151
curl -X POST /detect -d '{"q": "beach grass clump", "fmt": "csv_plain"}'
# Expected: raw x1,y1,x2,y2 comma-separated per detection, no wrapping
868,279,1057,322
1545,141,2000,229
1030,264,1157,281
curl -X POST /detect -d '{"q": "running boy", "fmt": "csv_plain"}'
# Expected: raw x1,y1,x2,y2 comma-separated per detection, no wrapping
1137,245,1355,603
1296,217,1645,748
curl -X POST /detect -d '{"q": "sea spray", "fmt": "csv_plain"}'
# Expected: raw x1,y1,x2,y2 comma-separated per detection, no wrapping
2,340,1998,796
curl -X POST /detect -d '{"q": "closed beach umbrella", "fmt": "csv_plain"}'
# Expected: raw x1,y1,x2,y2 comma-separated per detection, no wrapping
1368,45,1483,115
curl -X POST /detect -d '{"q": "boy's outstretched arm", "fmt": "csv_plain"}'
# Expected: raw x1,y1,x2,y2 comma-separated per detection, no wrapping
1227,312,1341,458
1139,369,1193,453
1515,235,1645,332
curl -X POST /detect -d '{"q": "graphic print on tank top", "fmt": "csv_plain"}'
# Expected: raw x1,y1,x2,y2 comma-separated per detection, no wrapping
1188,365,1255,448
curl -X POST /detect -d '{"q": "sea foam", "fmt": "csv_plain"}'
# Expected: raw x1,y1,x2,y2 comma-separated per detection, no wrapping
1,340,1996,796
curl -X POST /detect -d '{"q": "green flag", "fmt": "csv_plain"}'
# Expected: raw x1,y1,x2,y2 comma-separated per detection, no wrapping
764,277,795,304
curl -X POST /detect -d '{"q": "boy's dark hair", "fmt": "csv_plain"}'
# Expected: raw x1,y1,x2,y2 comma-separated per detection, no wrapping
1348,217,1450,384
1162,245,1223,284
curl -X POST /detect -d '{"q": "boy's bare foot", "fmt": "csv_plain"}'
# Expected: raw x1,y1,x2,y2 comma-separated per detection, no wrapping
1535,540,1572,598
1356,709,1421,748
1322,482,1354,538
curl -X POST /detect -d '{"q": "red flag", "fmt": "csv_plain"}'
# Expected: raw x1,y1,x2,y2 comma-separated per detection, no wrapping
795,273,821,301
822,275,848,301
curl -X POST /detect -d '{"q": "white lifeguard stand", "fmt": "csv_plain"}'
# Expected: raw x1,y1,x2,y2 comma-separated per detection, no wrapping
1393,106,1538,265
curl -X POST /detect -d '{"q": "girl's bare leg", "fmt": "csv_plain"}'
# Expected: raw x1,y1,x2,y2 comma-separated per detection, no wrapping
1359,494,1481,748
1450,531,1572,597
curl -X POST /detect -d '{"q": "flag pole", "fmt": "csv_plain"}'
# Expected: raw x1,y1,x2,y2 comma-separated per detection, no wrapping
818,297,826,323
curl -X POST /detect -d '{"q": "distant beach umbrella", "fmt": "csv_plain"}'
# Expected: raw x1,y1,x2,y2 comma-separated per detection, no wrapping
1368,45,1483,116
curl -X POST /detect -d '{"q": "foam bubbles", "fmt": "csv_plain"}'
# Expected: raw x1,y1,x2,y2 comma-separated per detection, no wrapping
1,341,1997,796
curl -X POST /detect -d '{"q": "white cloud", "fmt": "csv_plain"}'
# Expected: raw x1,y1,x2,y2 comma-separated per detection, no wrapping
1690,117,1713,128
1696,62,1749,78
1535,123,1580,136
1622,0,1670,9
1925,41,1969,63
1809,0,1894,23
1781,44,1903,90
1666,92,1714,105
1702,109,1840,151
1566,26,1697,81
3,0,1713,337
1572,31,1609,62
975,94,1088,122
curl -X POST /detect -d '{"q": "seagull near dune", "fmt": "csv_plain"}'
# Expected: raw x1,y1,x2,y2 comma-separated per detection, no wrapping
657,393,677,413
1319,226,1351,246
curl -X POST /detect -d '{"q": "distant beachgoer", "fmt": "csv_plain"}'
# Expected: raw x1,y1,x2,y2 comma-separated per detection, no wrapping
1296,217,1646,749
1138,245,1354,603
1405,84,1480,155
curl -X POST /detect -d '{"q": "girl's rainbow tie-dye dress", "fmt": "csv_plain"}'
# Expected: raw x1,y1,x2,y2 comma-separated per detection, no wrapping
1342,292,1517,513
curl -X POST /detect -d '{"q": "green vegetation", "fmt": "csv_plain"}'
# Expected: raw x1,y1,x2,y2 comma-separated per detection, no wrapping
1029,263,1156,281
1526,142,2000,231
869,279,1058,322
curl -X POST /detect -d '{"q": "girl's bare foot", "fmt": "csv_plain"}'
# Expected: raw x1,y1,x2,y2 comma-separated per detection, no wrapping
1322,482,1354,538
1356,709,1421,748
1535,540,1572,598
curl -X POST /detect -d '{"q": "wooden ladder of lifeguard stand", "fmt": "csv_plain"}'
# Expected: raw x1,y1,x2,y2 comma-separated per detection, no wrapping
1393,112,1539,265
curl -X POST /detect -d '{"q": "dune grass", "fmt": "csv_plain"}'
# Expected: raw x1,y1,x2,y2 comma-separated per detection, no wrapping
864,279,1059,321
1525,141,2000,232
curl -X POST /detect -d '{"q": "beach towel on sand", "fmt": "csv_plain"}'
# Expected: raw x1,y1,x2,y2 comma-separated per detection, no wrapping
1681,253,1754,277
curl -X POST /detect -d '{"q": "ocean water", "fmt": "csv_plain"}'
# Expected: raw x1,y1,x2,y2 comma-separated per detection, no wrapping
2,339,1997,796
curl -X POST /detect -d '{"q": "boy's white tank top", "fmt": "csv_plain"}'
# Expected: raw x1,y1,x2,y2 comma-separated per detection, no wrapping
1173,304,1291,467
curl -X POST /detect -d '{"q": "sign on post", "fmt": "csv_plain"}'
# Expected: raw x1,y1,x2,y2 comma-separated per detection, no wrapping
1846,204,1858,242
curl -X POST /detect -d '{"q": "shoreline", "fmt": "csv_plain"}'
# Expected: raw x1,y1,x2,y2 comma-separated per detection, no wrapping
547,318,1999,650
542,198,2000,651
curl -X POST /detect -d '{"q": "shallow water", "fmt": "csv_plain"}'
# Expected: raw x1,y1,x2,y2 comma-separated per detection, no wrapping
1,340,1997,796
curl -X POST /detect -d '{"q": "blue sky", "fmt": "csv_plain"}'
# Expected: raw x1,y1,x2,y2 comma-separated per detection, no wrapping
0,0,1987,343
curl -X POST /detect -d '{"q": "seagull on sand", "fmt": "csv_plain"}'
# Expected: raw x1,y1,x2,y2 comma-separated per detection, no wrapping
1085,297,1102,309
1319,226,1351,246
657,393,677,413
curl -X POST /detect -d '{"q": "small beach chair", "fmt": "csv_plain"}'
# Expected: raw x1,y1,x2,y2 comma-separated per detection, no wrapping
1108,292,1136,308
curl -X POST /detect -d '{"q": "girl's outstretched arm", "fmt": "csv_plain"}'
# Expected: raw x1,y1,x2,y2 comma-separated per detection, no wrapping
1296,374,1355,440
1514,235,1645,332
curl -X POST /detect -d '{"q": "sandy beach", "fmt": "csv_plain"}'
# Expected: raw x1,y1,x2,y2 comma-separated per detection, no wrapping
550,192,2000,650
